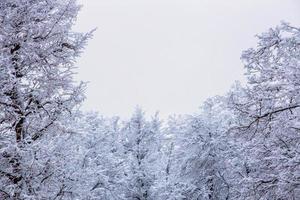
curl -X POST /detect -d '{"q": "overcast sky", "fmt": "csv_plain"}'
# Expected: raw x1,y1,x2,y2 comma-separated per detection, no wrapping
73,0,300,118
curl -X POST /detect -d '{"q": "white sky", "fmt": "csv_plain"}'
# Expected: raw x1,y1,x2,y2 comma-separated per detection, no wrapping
73,0,300,118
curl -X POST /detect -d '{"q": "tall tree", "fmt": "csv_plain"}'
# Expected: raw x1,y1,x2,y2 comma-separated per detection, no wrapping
228,23,300,199
0,0,92,198
121,108,162,200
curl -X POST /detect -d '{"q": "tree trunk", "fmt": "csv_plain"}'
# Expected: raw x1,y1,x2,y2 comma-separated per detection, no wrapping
9,41,25,199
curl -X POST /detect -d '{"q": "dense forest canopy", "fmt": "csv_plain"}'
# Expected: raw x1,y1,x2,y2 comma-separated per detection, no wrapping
0,0,299,199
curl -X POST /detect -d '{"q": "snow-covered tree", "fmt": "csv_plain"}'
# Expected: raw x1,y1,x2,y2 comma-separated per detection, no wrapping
121,108,162,200
228,23,300,199
65,112,126,200
158,98,237,200
0,0,92,198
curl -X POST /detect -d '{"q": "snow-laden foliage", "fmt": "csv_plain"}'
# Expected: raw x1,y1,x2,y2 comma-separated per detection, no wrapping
227,23,300,200
0,1,299,199
119,108,162,200
0,0,92,199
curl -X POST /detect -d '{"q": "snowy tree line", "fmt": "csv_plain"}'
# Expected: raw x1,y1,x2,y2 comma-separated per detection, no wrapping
0,0,299,199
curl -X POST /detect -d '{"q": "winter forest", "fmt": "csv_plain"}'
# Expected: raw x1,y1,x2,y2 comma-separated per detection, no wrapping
0,0,299,200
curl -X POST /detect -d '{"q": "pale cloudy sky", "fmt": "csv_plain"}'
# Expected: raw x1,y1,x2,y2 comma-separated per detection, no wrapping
73,0,300,118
